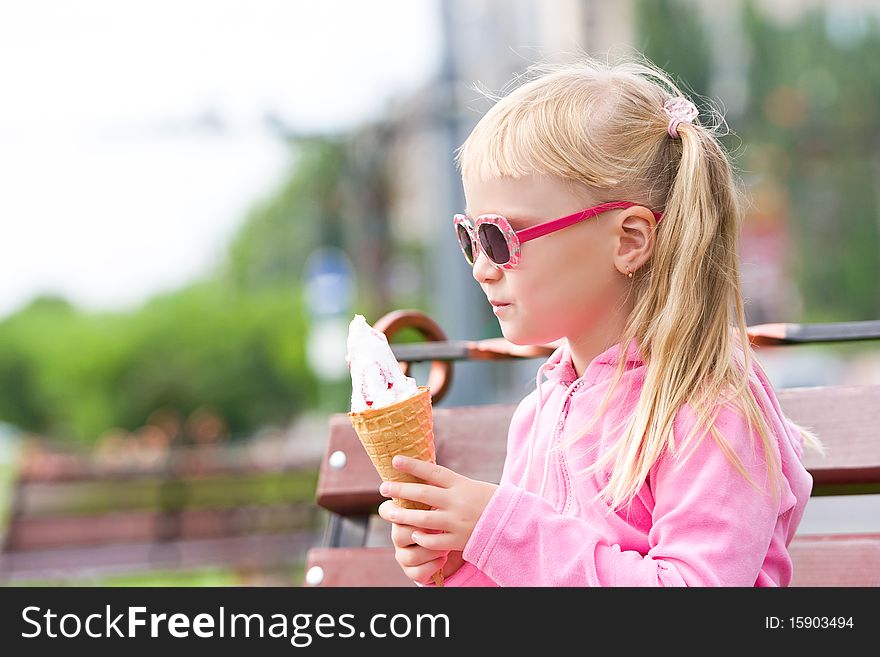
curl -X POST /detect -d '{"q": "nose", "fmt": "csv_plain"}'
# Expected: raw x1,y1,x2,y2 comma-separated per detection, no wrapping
472,248,502,284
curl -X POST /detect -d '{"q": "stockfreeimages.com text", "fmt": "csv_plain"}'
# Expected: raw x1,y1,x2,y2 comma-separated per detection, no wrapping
21,605,450,646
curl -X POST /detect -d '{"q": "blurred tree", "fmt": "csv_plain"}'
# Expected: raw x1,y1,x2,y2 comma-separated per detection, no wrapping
740,1,880,320
0,297,70,432
0,284,314,445
226,129,398,315
639,0,880,320
637,0,712,105
226,137,340,291
111,282,313,440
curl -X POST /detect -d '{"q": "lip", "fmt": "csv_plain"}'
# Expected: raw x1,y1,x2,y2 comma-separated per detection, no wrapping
491,300,512,317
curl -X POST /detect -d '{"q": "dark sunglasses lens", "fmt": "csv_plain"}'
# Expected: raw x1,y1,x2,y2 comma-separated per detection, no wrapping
478,224,510,265
456,224,475,264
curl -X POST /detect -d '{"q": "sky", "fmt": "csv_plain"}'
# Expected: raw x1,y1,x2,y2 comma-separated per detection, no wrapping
0,0,441,318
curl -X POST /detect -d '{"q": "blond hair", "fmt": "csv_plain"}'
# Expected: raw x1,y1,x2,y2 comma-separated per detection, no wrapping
454,51,824,515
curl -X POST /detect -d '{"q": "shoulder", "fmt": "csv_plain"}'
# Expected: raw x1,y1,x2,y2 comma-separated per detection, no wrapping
504,378,558,444
658,396,776,486
507,383,542,429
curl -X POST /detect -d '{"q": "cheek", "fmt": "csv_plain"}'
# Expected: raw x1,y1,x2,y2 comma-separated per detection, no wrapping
518,242,616,324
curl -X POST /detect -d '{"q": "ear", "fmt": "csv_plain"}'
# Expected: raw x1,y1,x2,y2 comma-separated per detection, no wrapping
611,206,657,276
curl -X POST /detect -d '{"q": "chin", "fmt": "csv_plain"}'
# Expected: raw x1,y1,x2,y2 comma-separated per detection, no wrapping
500,320,563,347
499,324,539,347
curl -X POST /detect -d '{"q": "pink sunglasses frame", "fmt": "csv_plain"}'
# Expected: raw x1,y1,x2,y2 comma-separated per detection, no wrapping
453,201,664,270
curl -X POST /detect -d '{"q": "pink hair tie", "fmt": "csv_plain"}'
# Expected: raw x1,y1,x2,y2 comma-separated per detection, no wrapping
662,96,698,138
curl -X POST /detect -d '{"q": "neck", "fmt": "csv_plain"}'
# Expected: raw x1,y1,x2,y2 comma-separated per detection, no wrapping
565,300,634,379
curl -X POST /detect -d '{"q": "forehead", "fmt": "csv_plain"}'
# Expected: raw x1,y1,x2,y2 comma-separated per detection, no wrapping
463,173,540,202
462,175,551,225
462,173,593,222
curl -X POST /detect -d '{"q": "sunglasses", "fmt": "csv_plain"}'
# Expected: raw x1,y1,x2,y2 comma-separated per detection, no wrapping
454,201,663,270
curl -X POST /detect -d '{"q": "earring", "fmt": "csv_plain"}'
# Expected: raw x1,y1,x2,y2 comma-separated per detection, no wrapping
625,267,633,279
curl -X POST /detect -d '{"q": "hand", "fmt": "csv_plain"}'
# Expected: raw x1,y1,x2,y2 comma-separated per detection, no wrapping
377,455,498,553
389,522,450,585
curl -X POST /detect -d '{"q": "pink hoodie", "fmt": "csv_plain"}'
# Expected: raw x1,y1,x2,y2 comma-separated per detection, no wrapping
421,337,814,587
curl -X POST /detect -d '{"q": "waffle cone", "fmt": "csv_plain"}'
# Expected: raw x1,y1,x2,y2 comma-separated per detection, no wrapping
348,385,444,586
348,386,437,509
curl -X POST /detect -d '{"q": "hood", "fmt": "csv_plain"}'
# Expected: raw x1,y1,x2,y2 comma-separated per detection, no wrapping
542,337,644,387
521,337,644,494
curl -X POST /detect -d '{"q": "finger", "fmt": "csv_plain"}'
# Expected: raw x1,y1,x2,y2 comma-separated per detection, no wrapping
390,522,441,548
406,555,447,586
391,455,456,488
397,544,448,568
378,500,447,531
390,522,419,548
412,530,459,552
379,481,445,508
378,499,401,524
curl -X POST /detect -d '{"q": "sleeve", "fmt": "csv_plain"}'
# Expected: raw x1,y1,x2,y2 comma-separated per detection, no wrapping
418,391,544,588
459,403,785,586
415,560,499,587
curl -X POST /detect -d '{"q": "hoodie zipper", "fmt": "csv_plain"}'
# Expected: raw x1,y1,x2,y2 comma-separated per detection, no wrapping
543,344,636,513
555,378,586,515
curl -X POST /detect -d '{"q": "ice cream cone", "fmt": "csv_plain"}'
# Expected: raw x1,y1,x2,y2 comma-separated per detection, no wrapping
348,385,444,587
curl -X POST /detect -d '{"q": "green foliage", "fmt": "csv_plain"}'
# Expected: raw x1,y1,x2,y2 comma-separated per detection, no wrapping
639,0,880,320
115,282,315,438
637,0,712,103
0,284,315,445
739,2,880,319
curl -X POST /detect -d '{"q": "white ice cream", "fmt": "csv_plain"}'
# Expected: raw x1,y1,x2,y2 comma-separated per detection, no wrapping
347,314,419,413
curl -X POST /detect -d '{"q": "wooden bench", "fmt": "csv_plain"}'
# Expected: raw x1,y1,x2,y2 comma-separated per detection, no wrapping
304,312,880,587
0,443,322,584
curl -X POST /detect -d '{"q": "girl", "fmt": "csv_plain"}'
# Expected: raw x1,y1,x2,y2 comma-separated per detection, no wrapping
376,53,824,586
